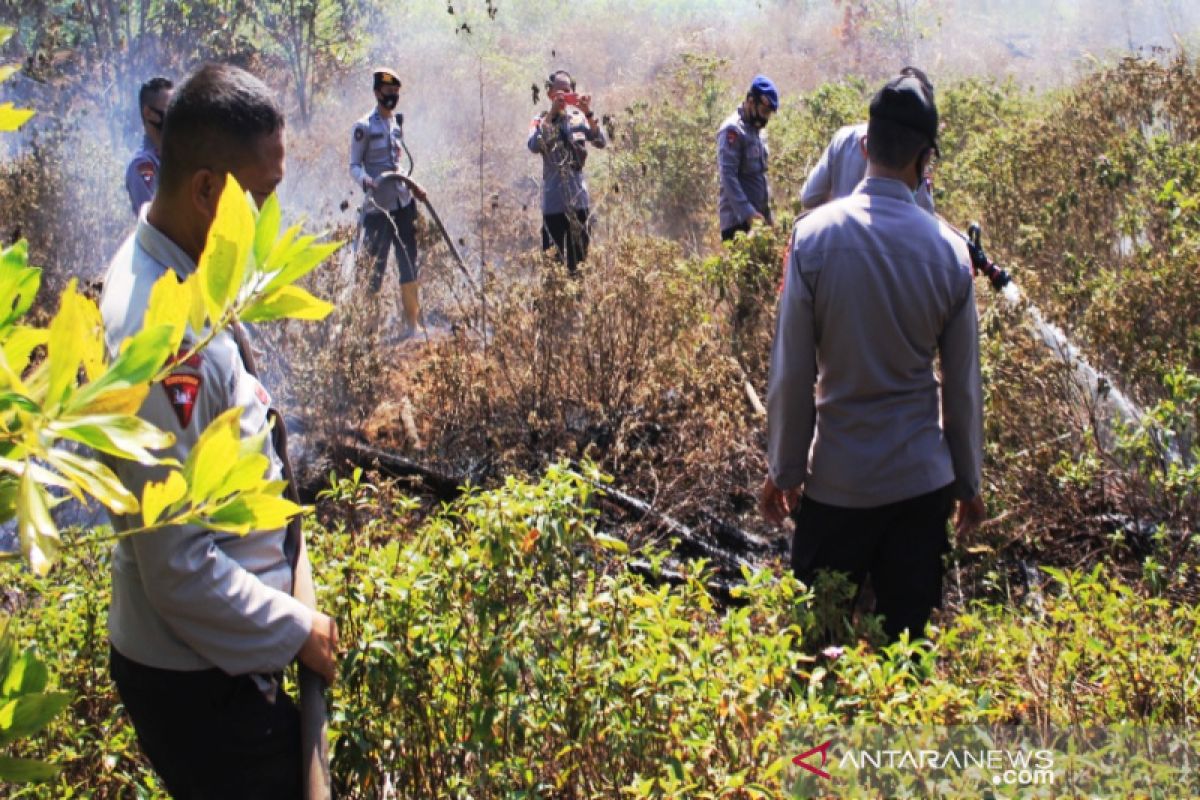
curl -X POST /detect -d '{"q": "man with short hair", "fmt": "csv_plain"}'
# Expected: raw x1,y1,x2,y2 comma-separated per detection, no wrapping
125,76,173,215
761,74,986,643
800,67,936,213
101,63,337,798
527,68,607,273
350,67,426,335
717,74,778,241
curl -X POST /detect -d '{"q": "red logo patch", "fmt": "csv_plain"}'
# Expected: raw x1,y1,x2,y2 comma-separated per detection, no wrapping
726,129,739,145
138,162,156,188
162,374,201,428
354,127,364,141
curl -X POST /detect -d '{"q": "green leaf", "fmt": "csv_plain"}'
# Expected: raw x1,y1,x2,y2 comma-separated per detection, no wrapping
1,648,48,699
0,103,34,132
217,452,271,498
0,241,42,330
253,193,282,270
0,692,71,747
206,494,303,534
261,240,343,295
0,66,16,84
142,470,187,527
197,175,254,321
2,325,48,377
68,324,174,414
48,415,175,466
182,407,243,503
593,532,629,553
46,280,104,408
16,470,58,576
241,285,334,323
0,27,14,47
143,271,192,358
0,755,60,783
44,448,139,515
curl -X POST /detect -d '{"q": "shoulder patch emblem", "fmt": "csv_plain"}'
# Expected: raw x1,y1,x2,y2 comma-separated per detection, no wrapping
725,129,739,145
354,127,364,141
138,162,156,188
162,373,201,428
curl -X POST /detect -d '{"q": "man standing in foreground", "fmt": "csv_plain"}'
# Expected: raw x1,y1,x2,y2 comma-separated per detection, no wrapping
717,74,778,241
760,74,986,642
800,67,936,214
527,69,607,273
124,76,173,215
101,64,337,798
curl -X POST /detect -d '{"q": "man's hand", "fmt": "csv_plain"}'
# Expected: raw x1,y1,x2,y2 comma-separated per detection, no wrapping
954,495,986,535
759,475,800,527
749,212,766,226
362,176,376,191
577,94,593,117
298,612,339,686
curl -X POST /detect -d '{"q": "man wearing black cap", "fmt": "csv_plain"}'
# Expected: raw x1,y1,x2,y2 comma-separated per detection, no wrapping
801,66,936,213
760,74,986,643
125,76,173,215
350,67,426,335
717,74,778,241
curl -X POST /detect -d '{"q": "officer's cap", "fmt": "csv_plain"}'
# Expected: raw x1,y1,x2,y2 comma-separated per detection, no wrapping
869,74,938,147
748,75,779,110
373,68,401,90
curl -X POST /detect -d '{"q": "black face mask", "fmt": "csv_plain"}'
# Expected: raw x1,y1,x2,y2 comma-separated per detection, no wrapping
379,94,399,110
744,98,769,129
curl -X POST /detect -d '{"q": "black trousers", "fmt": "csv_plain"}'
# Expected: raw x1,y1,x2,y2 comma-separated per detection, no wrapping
541,208,591,273
790,484,955,642
721,219,752,241
363,203,419,290
111,646,301,800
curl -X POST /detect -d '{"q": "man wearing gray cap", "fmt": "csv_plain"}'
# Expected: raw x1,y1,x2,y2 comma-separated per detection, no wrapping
800,67,936,214
761,74,985,643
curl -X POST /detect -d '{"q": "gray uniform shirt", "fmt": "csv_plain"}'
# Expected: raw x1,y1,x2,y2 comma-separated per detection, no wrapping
801,123,935,213
125,134,160,216
717,108,770,231
100,209,314,675
768,177,982,508
350,108,413,213
527,108,606,215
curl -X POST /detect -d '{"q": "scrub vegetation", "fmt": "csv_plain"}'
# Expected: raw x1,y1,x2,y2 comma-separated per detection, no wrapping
2,1,1200,797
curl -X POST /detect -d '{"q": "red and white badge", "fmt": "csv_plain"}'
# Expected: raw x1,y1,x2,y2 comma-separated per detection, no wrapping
162,374,201,428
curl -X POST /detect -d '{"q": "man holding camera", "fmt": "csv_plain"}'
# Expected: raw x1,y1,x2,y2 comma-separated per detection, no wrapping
717,74,778,241
527,69,607,273
761,74,985,643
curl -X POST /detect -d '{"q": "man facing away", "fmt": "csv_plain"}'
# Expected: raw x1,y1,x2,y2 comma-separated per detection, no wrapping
761,74,986,643
125,76,173,215
717,74,778,241
100,63,337,799
800,67,936,214
527,69,607,274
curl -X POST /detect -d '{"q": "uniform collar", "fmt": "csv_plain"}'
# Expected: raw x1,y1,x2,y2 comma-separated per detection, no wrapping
135,204,197,279
855,176,917,203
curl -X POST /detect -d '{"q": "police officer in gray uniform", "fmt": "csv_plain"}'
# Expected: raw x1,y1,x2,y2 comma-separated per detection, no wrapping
350,67,426,333
801,67,936,213
717,75,778,241
527,69,607,274
101,64,338,798
124,76,172,215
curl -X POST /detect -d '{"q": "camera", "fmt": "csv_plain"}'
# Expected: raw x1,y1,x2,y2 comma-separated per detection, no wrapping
561,92,580,106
